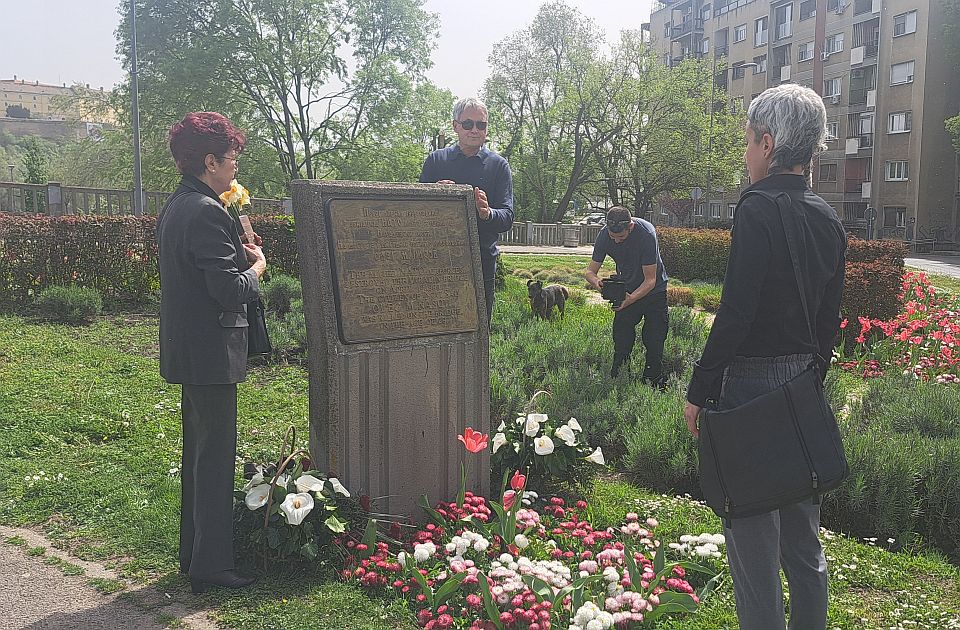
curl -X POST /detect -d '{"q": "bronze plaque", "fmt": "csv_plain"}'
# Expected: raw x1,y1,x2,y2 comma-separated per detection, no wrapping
327,197,480,343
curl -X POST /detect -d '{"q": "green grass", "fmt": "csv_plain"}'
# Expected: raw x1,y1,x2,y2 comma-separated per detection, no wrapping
1,303,959,628
88,577,126,594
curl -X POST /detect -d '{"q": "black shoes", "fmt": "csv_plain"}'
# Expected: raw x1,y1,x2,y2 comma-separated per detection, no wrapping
190,569,256,594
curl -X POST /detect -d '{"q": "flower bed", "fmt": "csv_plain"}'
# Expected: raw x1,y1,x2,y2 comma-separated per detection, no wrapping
837,271,960,383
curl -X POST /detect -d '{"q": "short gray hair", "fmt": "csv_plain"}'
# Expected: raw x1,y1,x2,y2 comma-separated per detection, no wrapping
747,84,827,173
452,97,488,121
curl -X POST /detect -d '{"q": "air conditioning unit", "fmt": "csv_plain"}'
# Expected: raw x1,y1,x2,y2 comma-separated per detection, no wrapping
829,94,841,104
835,2,847,14
821,50,831,60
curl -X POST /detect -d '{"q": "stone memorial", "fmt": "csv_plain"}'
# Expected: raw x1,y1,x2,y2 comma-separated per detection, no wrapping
292,181,491,520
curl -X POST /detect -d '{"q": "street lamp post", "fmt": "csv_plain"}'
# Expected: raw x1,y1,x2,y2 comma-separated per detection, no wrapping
706,60,758,220
7,164,14,182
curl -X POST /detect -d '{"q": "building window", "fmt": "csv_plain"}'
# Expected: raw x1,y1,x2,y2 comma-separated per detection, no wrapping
755,17,768,47
884,206,907,228
701,4,712,20
731,95,745,112
824,77,842,98
893,10,917,36
854,0,872,15
702,38,711,54
826,0,840,10
694,204,704,217
826,121,839,140
885,161,909,181
735,24,747,42
728,203,737,219
775,4,793,39
710,203,722,219
890,61,915,85
754,55,767,73
732,63,747,79
798,41,814,61
665,22,672,38
819,163,838,182
825,33,844,54
661,205,668,215
849,65,877,105
800,0,816,20
888,111,913,133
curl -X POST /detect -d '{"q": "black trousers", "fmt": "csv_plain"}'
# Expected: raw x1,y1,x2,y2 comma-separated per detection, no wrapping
612,290,669,381
180,383,238,578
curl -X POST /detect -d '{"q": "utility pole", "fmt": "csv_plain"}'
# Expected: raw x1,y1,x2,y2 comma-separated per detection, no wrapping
131,0,144,216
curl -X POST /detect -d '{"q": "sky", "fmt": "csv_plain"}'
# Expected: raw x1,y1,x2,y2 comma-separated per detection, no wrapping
0,0,654,98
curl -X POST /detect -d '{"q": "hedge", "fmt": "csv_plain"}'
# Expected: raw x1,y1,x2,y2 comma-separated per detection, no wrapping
0,214,298,307
0,216,907,321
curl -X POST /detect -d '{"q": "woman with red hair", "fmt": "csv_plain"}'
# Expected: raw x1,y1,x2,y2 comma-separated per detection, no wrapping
158,112,266,593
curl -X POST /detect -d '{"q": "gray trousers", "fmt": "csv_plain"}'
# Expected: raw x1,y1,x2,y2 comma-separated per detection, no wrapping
180,383,238,578
719,355,828,630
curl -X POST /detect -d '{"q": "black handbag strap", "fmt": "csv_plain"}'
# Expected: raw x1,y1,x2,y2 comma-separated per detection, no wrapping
741,189,820,359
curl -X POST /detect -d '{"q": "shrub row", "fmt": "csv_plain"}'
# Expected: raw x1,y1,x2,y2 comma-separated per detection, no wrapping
0,216,906,321
0,214,298,307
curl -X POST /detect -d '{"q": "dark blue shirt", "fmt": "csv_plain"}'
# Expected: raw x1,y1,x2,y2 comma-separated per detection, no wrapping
591,218,669,294
419,144,514,281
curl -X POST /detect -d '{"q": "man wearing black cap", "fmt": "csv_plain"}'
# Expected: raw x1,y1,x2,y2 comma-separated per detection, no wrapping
585,206,670,383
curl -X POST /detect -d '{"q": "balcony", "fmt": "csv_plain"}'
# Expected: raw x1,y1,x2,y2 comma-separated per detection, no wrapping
673,18,705,38
715,45,729,57
857,133,874,149
844,178,868,194
776,23,792,40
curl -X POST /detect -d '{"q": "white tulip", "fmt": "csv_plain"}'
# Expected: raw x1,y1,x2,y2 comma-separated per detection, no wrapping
294,473,325,493
327,477,351,497
567,418,583,432
244,483,272,510
280,492,314,525
586,447,606,465
555,425,578,447
514,534,530,549
492,432,508,454
534,435,555,455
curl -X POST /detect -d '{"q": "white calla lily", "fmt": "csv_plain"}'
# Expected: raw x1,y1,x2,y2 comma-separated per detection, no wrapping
555,425,578,447
567,418,583,432
327,477,351,497
295,473,325,493
534,435,555,455
586,447,606,465
242,471,264,491
280,492,314,525
525,413,547,437
244,483,272,510
492,432,508,454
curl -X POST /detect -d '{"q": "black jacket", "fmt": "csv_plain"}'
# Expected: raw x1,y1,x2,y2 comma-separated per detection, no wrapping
687,174,846,407
158,175,260,385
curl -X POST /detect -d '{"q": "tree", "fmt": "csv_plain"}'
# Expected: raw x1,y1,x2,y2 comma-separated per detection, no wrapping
116,0,440,191
6,105,30,119
948,115,960,154
485,1,613,222
590,33,744,220
20,137,48,184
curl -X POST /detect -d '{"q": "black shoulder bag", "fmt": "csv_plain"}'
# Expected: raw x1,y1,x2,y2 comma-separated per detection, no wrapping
697,190,849,523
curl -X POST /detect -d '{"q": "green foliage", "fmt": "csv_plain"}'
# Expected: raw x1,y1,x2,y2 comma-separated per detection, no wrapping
36,285,103,323
262,274,302,317
266,298,308,359
20,136,48,184
947,114,960,155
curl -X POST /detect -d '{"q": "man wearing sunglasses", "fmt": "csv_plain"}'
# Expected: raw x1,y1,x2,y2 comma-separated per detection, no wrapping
419,97,514,326
585,206,670,383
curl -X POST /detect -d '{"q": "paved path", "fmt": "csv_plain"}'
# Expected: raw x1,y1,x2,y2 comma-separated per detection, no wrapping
0,526,218,630
500,244,594,256
905,254,960,279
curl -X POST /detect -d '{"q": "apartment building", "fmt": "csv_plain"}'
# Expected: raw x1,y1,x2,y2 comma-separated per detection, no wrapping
647,0,960,244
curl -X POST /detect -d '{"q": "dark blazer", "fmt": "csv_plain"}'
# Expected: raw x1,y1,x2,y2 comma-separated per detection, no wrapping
158,175,260,385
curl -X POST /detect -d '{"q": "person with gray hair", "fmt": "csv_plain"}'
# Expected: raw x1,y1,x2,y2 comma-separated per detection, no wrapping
420,97,514,326
685,84,847,629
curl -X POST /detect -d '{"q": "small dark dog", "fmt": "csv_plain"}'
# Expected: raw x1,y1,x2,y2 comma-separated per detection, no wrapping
527,279,569,320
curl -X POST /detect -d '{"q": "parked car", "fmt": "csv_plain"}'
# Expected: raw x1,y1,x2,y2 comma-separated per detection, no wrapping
578,213,605,226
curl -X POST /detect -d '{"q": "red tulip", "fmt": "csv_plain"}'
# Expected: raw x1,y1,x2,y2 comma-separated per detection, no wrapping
510,470,526,492
503,490,517,509
458,427,488,453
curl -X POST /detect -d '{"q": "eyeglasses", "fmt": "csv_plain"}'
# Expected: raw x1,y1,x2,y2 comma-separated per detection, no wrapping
607,219,632,234
456,119,488,131
216,155,240,166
